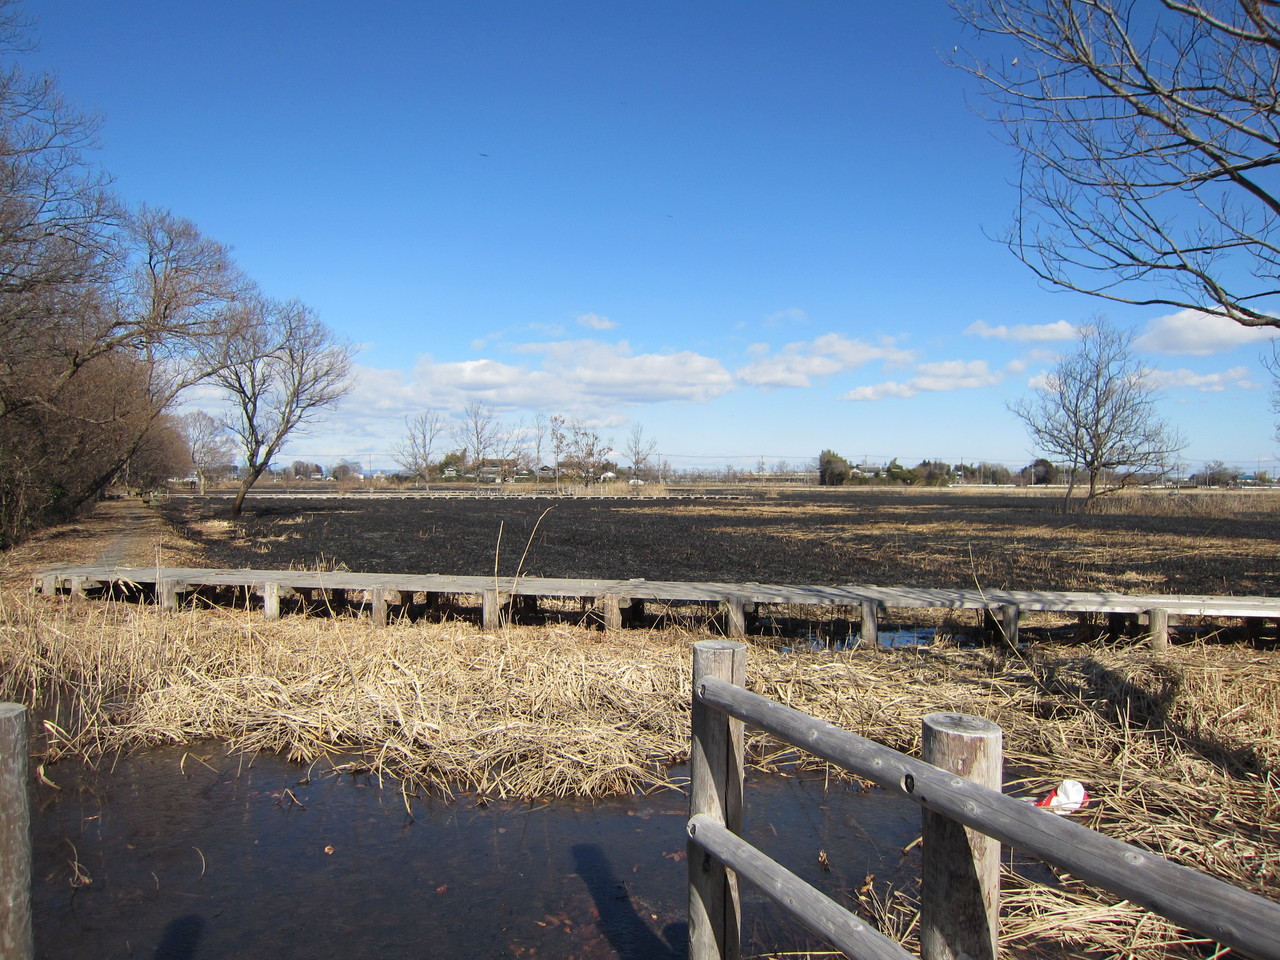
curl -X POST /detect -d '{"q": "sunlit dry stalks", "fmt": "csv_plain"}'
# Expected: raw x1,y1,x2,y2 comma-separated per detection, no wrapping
1086,490,1280,519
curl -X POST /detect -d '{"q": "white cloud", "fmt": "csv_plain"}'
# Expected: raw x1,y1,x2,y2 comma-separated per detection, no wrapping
736,333,914,388
1135,309,1278,355
577,312,616,330
840,359,1006,402
964,319,1077,341
1144,365,1256,392
840,381,919,401
911,359,1004,392
336,338,733,426
520,339,733,403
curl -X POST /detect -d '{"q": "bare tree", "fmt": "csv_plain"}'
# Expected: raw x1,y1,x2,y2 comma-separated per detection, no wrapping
119,412,190,493
624,423,657,480
180,409,237,494
393,409,447,487
497,416,530,482
1010,319,1184,507
118,205,251,393
212,299,354,516
952,0,1280,329
549,414,569,489
529,412,549,484
553,416,612,488
66,208,254,499
453,401,501,486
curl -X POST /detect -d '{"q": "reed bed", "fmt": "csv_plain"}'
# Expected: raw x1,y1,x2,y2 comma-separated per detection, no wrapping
2,589,1276,958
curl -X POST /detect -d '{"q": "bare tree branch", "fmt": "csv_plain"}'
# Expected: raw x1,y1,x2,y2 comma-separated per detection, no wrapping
393,409,446,487
952,0,1280,327
213,298,354,516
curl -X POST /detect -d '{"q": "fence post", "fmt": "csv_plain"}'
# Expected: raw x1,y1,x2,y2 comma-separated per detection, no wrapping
1146,608,1169,652
600,594,623,631
920,712,1002,960
482,589,503,629
371,587,388,627
264,582,281,621
719,598,747,639
860,600,880,647
157,578,179,613
0,703,33,960
689,640,746,960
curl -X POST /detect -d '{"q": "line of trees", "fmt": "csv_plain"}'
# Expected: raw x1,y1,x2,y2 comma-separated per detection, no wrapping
0,4,350,540
391,404,647,489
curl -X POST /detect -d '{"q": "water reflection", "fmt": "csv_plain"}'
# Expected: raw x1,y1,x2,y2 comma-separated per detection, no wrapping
32,745,920,959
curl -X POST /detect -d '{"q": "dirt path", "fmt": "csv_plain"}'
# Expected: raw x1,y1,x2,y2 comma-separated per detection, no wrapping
0,498,208,588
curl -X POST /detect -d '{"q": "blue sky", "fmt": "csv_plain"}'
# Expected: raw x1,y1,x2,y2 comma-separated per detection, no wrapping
24,1,1280,475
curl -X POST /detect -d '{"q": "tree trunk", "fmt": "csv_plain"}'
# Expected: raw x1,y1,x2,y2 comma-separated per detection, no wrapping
230,465,266,517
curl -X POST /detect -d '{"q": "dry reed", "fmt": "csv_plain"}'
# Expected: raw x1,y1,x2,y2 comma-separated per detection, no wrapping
2,587,1276,958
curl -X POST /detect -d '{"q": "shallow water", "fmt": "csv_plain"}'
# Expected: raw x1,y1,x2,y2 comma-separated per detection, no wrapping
31,745,922,959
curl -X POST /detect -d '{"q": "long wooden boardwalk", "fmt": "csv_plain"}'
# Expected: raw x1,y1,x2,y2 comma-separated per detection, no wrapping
34,564,1280,650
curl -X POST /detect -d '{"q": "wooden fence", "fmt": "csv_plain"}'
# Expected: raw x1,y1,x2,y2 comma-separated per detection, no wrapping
687,640,1280,960
35,564,1280,650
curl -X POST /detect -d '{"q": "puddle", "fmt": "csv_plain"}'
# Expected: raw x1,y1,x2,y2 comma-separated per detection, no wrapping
32,745,922,959
780,626,939,652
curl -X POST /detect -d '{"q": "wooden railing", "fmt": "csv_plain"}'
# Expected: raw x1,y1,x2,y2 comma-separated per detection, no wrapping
686,640,1280,960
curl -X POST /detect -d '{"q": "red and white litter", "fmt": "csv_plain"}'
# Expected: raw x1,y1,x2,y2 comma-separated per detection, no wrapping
1033,779,1089,814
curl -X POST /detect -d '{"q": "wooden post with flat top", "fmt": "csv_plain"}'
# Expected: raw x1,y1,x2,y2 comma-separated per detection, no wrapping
920,712,1002,960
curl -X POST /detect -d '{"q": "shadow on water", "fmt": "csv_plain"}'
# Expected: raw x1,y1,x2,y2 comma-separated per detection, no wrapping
154,915,205,960
572,844,686,960
32,745,920,959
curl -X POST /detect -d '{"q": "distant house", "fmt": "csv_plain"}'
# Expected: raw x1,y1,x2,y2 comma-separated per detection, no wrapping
476,458,517,481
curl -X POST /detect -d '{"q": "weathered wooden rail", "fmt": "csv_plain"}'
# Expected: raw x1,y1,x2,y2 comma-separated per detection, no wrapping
687,640,1280,960
34,564,1280,649
168,490,746,501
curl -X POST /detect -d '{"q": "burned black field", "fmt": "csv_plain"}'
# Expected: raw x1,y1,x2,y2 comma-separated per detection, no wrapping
163,488,1280,597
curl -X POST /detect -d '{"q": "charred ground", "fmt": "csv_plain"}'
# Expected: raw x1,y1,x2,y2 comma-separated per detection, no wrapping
161,488,1280,597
